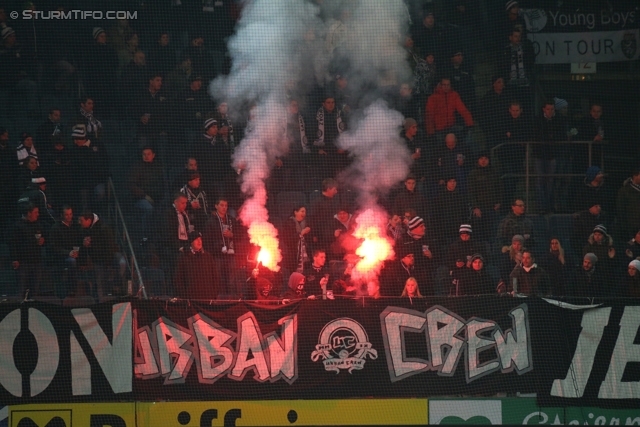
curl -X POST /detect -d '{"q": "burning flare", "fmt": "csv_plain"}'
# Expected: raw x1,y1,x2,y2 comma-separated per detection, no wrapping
250,222,281,272
350,208,394,284
240,188,282,272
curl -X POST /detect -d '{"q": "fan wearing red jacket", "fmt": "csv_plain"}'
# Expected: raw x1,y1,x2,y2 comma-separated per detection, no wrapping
425,77,474,135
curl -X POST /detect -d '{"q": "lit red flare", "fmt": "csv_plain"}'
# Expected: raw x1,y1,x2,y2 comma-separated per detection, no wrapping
249,221,281,272
350,208,394,284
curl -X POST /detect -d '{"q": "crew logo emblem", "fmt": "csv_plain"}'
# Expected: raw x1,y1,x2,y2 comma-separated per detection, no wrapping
311,318,377,373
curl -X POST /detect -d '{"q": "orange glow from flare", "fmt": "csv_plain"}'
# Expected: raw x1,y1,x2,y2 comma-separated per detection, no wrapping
248,221,281,272
257,248,272,266
350,209,394,284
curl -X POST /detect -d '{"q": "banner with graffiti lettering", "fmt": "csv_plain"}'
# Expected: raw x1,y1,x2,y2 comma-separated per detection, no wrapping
0,297,639,408
523,7,640,63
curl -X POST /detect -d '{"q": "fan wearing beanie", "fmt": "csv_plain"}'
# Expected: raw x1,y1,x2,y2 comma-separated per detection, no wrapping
572,252,608,298
398,216,437,294
582,224,616,278
626,260,640,298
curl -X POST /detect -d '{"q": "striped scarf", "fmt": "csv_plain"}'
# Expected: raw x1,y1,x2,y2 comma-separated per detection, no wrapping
286,113,310,154
293,217,309,273
79,108,103,138
314,107,344,148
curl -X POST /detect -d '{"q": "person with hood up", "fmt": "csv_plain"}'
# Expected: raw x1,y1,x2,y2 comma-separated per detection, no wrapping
255,276,280,302
283,272,315,300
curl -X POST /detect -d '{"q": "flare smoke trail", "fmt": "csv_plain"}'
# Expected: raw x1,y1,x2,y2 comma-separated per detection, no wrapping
328,1,414,282
212,0,414,275
336,0,413,96
210,0,322,270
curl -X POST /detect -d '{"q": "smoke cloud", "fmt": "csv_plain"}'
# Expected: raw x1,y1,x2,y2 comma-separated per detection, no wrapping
210,0,323,270
210,0,414,276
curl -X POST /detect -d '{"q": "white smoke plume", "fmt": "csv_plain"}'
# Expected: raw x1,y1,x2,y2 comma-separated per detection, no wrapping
328,1,414,281
209,0,413,275
210,0,323,270
324,0,413,101
338,101,412,202
324,0,414,198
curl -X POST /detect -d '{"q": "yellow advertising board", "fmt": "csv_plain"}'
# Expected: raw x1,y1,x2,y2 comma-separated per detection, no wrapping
8,400,427,426
9,403,135,426
137,399,428,426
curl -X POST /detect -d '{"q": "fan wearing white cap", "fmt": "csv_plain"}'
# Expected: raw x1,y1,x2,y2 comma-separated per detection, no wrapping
626,260,640,298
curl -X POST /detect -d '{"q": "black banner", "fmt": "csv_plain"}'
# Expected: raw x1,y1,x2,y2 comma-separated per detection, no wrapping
0,297,639,408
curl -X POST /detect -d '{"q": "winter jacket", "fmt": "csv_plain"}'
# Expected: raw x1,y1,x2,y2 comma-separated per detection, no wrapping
10,218,45,264
129,159,165,203
78,214,119,266
281,217,309,273
457,267,494,296
283,272,308,299
49,220,81,262
70,140,109,189
425,86,473,135
497,212,534,247
615,178,640,240
468,165,502,211
509,264,550,296
572,266,608,298
175,249,219,300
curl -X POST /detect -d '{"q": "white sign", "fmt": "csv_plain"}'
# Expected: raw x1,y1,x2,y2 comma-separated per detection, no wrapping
528,29,639,63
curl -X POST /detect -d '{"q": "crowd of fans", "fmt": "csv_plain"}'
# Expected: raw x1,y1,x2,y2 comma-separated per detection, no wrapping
0,1,638,303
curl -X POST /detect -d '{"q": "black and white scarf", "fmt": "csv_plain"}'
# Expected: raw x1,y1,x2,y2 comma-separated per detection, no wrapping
203,133,216,146
293,217,309,273
631,182,640,193
214,211,234,252
174,205,191,242
49,120,62,137
79,108,102,137
314,107,344,147
387,223,403,242
509,44,526,81
180,184,208,215
16,144,38,166
286,113,310,154
218,116,234,146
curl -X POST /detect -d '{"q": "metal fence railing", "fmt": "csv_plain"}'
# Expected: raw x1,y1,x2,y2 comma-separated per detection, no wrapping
490,140,605,212
106,178,148,299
